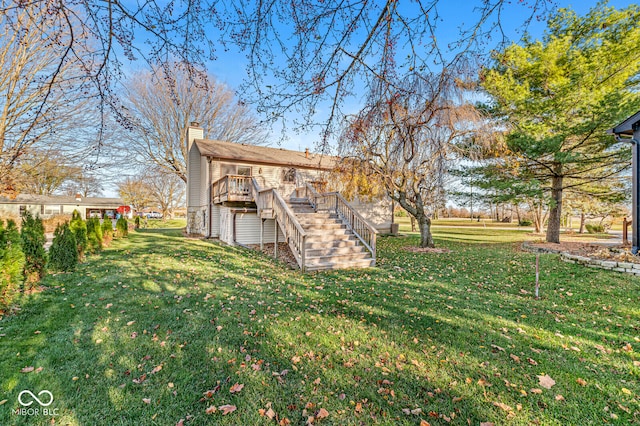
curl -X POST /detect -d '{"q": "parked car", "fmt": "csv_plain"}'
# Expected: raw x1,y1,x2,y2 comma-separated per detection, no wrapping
88,210,102,218
146,211,163,219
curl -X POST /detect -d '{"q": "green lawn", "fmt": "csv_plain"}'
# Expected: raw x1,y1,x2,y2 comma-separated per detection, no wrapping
1,227,639,425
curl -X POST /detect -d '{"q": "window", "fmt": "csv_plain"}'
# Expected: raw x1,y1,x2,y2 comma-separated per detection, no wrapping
19,205,26,216
237,166,252,176
283,168,296,183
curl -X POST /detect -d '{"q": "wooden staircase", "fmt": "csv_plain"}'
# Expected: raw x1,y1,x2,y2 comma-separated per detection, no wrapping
287,198,375,271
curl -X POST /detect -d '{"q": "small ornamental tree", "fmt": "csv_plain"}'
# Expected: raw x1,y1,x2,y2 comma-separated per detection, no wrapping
115,217,128,238
0,219,25,311
86,217,103,253
101,219,113,247
20,211,47,286
49,222,78,272
69,210,88,259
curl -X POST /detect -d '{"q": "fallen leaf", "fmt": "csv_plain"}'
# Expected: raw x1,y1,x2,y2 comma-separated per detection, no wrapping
491,344,505,352
20,366,35,373
105,303,113,309
509,354,520,363
420,421,431,426
576,378,587,387
265,407,276,419
493,402,513,412
527,358,538,366
530,388,543,394
279,418,291,426
0,400,7,405
316,408,329,419
219,404,237,415
538,374,556,389
411,408,423,415
142,398,151,404
555,394,565,401
229,383,244,394
127,321,136,326
176,419,184,426
621,388,632,395
150,365,162,374
291,355,301,364
205,406,217,414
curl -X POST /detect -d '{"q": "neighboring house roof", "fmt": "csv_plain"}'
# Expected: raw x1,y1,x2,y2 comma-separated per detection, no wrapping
610,110,640,136
0,194,123,206
194,139,338,170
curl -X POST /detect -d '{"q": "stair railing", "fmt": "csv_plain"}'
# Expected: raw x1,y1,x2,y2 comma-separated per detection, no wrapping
303,183,377,263
254,178,307,270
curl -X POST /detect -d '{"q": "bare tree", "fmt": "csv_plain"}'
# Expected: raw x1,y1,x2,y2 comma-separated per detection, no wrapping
118,178,153,213
143,169,185,219
15,151,82,196
122,66,266,182
0,0,555,153
340,72,486,247
0,2,104,196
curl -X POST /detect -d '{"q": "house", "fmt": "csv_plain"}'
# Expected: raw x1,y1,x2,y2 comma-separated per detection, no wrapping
185,122,392,271
0,194,125,220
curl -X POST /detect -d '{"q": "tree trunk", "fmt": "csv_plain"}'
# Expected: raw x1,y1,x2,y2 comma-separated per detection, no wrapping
410,216,416,232
579,212,585,234
418,215,434,248
546,173,563,243
515,204,522,224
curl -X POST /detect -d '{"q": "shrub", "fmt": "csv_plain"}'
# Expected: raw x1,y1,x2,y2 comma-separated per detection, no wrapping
115,217,129,238
86,217,103,253
49,222,78,272
69,210,88,259
101,219,113,247
42,214,72,233
21,211,47,286
518,219,533,226
134,216,141,229
585,223,605,234
0,219,25,311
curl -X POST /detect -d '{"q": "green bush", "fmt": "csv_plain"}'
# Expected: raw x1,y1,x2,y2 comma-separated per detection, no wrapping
70,210,88,259
49,222,78,272
518,219,533,226
0,219,25,311
86,217,103,253
134,216,141,229
101,219,113,247
115,217,129,238
21,211,47,286
585,223,605,234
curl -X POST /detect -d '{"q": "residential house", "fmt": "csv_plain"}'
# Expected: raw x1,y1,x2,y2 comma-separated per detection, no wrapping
185,123,392,271
0,194,124,220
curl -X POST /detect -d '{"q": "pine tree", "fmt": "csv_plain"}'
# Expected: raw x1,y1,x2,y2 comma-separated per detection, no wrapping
20,211,47,286
0,219,25,310
69,210,88,259
49,222,78,272
86,217,103,253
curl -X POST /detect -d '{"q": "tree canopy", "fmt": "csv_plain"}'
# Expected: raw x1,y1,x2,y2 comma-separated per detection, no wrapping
480,3,640,242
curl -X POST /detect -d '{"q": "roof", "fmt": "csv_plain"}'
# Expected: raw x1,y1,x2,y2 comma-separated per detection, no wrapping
0,194,124,206
609,110,640,136
194,139,338,170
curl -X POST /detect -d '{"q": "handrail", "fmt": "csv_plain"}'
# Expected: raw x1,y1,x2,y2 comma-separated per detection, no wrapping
303,183,377,263
212,174,252,202
252,178,307,270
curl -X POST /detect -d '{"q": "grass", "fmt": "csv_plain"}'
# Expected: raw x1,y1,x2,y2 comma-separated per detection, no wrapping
1,227,639,425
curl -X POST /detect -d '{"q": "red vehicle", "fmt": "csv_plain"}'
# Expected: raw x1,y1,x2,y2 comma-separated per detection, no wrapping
116,205,132,217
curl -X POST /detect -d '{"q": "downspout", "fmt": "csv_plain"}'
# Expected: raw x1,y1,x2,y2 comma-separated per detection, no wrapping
208,158,213,238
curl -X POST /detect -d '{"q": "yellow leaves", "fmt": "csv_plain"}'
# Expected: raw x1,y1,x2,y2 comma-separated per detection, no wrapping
509,354,520,363
621,388,632,395
420,420,431,426
530,388,543,394
576,378,587,387
493,401,513,412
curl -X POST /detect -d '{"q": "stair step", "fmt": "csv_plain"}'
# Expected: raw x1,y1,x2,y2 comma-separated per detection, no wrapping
306,246,366,257
305,230,352,241
305,252,371,265
305,258,375,272
301,222,347,230
305,239,358,249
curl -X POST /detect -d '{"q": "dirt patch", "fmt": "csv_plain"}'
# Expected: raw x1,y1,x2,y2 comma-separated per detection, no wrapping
528,241,639,264
248,242,298,269
403,246,452,254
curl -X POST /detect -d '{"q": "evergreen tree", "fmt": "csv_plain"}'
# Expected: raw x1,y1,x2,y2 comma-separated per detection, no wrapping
86,217,103,253
20,211,47,285
115,217,129,238
69,210,88,259
0,219,25,310
49,222,78,272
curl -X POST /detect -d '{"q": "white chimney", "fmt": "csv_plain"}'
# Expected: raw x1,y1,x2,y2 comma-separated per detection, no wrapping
187,121,204,151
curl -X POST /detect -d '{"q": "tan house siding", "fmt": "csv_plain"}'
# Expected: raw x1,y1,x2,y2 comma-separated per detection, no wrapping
348,197,393,233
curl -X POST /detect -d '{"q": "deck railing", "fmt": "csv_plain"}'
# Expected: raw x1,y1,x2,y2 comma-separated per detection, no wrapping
302,183,377,263
252,178,307,270
212,175,252,203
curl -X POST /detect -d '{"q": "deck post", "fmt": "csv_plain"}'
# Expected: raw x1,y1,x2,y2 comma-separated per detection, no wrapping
260,218,264,250
274,218,278,259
